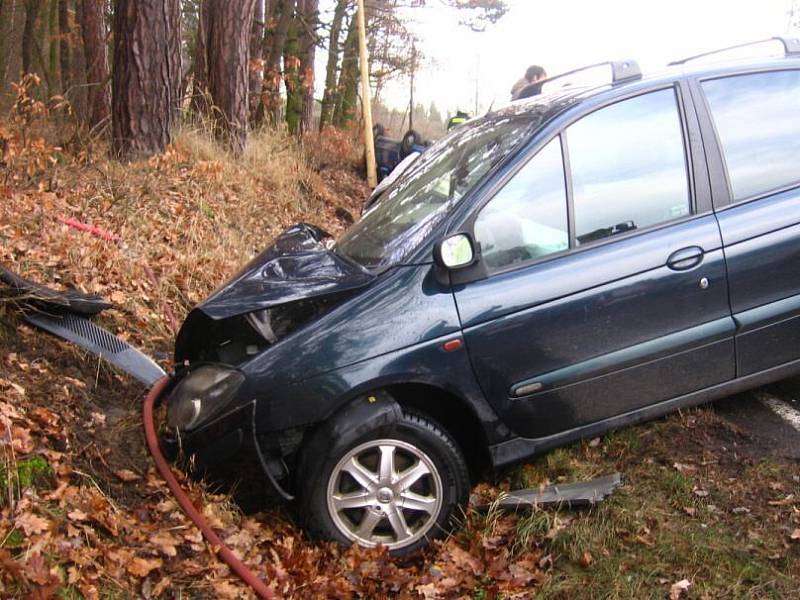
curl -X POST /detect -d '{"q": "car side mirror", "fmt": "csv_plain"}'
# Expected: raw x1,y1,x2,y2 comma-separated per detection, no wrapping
433,233,478,270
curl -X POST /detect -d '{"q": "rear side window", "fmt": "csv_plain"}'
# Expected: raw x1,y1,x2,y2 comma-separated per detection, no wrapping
474,137,568,270
567,89,691,245
702,70,800,201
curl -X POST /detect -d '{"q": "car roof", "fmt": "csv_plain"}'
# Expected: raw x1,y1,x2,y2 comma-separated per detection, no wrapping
491,53,800,124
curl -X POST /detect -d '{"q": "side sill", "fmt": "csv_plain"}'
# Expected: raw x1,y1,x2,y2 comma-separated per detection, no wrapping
489,355,800,469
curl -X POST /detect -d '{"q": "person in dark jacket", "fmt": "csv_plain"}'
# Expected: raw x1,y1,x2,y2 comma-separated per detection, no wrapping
447,110,471,131
511,65,547,100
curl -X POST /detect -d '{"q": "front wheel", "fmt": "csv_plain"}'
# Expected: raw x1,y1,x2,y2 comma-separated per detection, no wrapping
298,411,469,555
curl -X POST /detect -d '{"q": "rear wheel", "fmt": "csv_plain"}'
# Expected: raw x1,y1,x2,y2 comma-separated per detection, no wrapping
299,411,469,554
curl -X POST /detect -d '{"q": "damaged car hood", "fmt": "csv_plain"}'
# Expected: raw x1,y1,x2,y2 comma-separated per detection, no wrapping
196,223,376,320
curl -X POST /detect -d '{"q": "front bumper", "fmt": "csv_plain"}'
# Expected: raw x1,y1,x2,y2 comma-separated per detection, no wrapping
154,379,295,501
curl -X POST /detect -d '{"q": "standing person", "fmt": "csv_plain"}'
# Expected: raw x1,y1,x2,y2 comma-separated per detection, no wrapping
511,65,547,100
447,110,470,131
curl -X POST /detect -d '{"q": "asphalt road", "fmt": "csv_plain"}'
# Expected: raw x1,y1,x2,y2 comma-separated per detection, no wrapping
713,377,800,461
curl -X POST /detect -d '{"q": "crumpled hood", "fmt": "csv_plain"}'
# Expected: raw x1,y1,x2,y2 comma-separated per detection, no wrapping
196,223,375,320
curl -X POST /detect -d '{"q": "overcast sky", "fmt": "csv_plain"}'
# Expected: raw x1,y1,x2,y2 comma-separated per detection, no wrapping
374,0,798,115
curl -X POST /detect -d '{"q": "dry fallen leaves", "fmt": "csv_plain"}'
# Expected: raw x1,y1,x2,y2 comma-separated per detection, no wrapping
14,512,50,536
114,469,141,482
670,578,692,599
127,557,163,578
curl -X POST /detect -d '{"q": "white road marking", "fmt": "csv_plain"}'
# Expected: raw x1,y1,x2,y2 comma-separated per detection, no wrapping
757,393,800,433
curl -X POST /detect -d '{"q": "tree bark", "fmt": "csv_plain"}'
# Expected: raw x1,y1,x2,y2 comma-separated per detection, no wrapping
22,0,42,75
79,0,110,128
298,0,318,133
248,0,265,121
0,0,11,85
206,0,258,153
283,1,301,134
48,0,60,94
58,0,71,99
333,10,357,128
111,0,181,159
260,0,295,125
191,0,210,115
319,0,347,131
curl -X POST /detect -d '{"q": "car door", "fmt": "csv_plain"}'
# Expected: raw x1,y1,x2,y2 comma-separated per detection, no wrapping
451,86,736,439
693,68,800,376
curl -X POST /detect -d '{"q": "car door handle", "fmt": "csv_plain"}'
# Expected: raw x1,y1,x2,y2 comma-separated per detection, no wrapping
666,246,704,271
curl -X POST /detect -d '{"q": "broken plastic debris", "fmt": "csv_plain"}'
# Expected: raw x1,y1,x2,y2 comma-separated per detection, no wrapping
482,472,622,510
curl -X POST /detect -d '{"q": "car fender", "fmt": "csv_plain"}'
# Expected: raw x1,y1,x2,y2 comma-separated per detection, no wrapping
253,331,513,446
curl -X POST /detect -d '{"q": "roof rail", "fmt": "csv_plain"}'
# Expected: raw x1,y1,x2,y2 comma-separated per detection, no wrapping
668,36,800,66
539,60,642,91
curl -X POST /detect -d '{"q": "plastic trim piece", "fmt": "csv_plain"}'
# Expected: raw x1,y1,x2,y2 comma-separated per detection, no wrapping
479,473,622,510
24,311,166,386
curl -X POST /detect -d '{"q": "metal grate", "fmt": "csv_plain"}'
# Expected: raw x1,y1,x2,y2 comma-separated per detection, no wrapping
24,311,166,386
55,313,128,354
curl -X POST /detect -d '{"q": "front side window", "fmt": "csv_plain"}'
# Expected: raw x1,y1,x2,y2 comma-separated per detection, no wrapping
474,137,568,270
567,89,691,245
702,70,800,201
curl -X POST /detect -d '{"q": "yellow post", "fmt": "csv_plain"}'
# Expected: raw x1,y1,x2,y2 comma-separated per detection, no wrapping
356,0,377,188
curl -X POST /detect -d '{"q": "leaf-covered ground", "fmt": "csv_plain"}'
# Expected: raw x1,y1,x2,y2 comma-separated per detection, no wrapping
1,92,799,599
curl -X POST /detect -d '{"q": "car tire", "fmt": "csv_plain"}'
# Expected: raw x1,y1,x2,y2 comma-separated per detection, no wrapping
297,409,469,555
400,129,420,158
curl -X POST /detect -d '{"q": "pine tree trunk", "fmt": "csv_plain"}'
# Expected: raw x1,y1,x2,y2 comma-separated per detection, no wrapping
333,11,357,128
79,0,110,128
206,0,258,153
0,0,10,85
248,0,265,121
48,0,59,94
111,0,181,159
22,0,42,75
261,0,296,125
298,0,318,134
283,1,301,134
58,0,71,99
319,0,346,131
191,0,210,116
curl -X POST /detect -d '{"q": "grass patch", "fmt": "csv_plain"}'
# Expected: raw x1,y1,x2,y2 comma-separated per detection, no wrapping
520,413,800,599
1,454,54,505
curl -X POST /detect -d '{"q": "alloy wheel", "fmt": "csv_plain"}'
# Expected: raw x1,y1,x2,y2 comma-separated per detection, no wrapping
326,438,444,550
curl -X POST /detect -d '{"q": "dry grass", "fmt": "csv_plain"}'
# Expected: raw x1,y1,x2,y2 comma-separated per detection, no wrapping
0,84,368,356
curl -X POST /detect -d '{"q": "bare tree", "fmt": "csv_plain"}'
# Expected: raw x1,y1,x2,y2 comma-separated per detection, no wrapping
283,0,302,133
319,0,349,131
22,0,42,76
79,0,110,128
47,0,59,93
191,0,211,115
333,10,357,128
248,0,265,120
299,0,319,133
111,0,181,159
58,0,71,98
259,0,296,124
205,0,258,153
0,0,14,85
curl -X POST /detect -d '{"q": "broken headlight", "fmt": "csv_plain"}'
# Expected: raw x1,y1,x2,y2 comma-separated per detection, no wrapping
166,365,245,431
245,299,330,344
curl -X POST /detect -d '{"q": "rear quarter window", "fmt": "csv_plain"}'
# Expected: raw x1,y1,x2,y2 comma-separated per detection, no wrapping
702,70,800,202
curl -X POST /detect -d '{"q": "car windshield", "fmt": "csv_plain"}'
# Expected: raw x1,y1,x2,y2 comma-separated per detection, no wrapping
335,114,538,269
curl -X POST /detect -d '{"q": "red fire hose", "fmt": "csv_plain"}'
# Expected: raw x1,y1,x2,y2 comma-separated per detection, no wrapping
143,377,278,599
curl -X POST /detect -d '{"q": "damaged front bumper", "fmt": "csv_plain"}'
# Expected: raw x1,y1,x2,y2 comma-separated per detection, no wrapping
155,379,296,501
